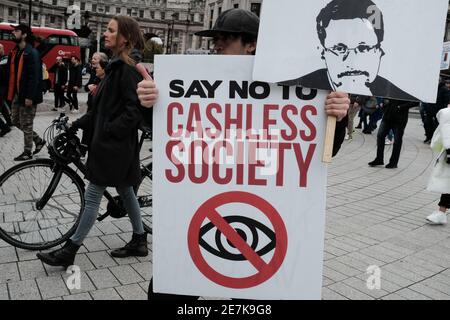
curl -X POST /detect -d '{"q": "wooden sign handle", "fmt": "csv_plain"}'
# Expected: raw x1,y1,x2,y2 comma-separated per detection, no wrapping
322,116,336,163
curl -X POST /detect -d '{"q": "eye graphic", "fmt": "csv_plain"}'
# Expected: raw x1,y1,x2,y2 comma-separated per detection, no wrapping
199,216,276,261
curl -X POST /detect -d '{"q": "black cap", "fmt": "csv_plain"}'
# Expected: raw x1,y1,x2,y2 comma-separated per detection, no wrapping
10,24,33,36
195,9,259,38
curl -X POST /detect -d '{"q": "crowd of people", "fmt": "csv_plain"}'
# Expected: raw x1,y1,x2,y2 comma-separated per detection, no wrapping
0,6,449,300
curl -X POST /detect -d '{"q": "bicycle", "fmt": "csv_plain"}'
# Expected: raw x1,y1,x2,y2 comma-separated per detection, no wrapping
0,113,153,251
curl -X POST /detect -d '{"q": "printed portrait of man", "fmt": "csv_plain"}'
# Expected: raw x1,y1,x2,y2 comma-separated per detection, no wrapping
281,0,418,101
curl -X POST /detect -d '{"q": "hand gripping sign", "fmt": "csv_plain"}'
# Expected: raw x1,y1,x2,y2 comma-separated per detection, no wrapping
153,55,328,300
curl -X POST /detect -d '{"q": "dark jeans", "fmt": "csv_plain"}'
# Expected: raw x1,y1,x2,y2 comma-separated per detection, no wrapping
66,87,78,110
54,85,66,109
375,119,407,166
422,103,438,140
438,194,450,209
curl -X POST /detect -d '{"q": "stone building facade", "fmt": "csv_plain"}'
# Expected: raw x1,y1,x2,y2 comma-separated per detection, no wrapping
0,0,207,60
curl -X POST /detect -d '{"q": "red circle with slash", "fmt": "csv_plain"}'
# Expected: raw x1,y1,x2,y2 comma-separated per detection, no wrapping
188,191,288,289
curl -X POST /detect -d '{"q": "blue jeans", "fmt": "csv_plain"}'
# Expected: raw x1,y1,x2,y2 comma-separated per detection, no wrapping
71,183,145,245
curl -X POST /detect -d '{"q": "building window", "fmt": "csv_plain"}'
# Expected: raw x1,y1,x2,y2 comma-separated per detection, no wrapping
52,0,58,5
21,11,27,20
50,16,56,23
92,4,97,12
33,13,38,21
105,6,110,13
234,3,239,8
150,11,154,19
209,9,214,29
8,8,13,16
161,12,165,20
69,0,74,6
218,7,222,15
116,7,121,14
140,10,144,18
250,3,261,17
81,2,85,10
172,13,179,21
127,9,132,15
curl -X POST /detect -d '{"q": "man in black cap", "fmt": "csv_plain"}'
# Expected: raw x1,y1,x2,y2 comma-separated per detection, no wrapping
6,24,45,161
136,8,350,300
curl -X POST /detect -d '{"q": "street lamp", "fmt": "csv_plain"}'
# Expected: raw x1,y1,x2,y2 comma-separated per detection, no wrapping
28,0,32,26
166,13,176,54
18,3,22,24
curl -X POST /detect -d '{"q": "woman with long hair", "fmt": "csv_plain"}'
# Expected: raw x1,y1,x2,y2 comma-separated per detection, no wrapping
37,16,148,268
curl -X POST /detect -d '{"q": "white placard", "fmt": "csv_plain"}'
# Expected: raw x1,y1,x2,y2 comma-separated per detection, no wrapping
152,55,329,299
441,42,450,71
253,0,448,103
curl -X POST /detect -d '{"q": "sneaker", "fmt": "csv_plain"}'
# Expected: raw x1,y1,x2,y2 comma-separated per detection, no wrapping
368,159,384,167
71,109,79,114
51,108,58,112
385,139,393,145
33,140,46,155
426,211,447,225
385,163,398,169
345,134,352,140
14,151,33,161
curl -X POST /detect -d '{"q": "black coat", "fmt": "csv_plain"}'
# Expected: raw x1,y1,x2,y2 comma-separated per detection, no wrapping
54,64,68,86
68,64,82,88
7,44,43,104
382,99,417,125
73,58,143,187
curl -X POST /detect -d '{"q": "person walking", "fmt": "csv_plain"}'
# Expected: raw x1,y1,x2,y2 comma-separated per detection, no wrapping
368,98,417,169
426,107,450,225
6,24,45,161
346,95,364,140
51,56,68,111
37,15,148,268
66,56,82,113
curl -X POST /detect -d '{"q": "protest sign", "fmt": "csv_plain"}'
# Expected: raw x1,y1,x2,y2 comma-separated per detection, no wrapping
152,55,329,299
253,0,448,103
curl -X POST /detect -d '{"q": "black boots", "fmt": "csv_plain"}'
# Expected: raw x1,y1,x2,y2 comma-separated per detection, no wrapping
110,233,148,258
368,159,384,167
37,240,81,269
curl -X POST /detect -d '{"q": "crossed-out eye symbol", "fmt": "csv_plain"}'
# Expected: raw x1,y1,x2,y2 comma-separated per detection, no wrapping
199,215,276,261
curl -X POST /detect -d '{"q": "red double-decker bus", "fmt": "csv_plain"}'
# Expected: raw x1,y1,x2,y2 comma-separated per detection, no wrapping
0,23,81,88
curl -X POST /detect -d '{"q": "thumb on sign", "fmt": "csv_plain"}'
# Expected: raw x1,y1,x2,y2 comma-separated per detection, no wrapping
136,63,152,80
136,63,159,109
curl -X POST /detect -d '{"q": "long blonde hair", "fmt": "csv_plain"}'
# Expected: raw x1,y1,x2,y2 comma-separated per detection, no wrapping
112,16,144,66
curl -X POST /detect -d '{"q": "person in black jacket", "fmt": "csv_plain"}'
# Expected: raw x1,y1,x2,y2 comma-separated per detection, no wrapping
66,56,83,113
368,98,417,168
51,56,68,111
6,24,45,161
37,16,147,268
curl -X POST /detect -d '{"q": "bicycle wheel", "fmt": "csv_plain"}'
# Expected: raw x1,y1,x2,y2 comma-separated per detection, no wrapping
136,162,152,234
0,159,85,250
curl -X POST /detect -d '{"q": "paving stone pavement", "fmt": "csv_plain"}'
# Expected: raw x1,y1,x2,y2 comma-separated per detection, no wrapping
0,104,449,300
